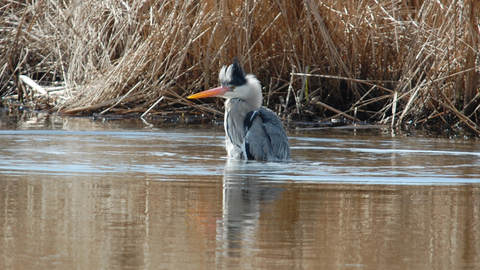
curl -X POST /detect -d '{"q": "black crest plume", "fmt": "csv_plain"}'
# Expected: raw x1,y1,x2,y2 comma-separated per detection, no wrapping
229,58,247,86
220,58,247,87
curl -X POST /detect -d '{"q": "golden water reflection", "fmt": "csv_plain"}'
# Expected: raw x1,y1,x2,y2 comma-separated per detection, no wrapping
1,169,479,269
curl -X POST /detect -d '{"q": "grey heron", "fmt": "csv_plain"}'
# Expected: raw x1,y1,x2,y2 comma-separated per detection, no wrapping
188,59,291,161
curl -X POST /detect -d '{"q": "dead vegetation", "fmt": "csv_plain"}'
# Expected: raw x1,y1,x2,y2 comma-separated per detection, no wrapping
1,0,479,135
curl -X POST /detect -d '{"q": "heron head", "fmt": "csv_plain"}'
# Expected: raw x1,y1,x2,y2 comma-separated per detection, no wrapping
188,58,263,109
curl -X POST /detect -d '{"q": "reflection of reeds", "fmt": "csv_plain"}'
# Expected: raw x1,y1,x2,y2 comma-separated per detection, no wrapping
1,0,479,134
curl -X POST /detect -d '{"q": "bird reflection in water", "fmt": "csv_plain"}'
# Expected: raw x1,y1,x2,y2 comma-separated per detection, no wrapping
216,159,286,266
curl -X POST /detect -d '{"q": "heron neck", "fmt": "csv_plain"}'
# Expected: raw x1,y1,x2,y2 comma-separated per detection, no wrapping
226,98,259,116
224,98,252,154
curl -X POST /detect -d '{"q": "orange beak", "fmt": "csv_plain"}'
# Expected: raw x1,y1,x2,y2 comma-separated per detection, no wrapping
187,86,230,99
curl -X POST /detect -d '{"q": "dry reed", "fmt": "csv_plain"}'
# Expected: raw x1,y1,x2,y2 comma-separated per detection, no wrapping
1,0,479,135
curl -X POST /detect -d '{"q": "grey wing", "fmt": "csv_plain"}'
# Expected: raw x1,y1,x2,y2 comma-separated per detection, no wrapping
244,107,291,161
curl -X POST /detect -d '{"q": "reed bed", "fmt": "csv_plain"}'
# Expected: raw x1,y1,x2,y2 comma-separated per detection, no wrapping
1,0,479,135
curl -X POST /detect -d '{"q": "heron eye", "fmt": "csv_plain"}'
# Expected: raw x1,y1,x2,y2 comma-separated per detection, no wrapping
230,85,236,91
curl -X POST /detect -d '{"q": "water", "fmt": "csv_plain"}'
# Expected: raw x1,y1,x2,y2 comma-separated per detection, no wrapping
1,112,480,269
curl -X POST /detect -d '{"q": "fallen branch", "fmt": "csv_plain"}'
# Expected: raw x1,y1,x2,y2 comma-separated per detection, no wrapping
19,75,47,95
313,100,356,121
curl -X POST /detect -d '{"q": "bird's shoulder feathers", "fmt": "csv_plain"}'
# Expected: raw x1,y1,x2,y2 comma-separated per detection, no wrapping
244,107,291,161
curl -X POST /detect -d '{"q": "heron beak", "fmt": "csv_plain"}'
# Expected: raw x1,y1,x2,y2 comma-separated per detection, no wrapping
187,86,230,99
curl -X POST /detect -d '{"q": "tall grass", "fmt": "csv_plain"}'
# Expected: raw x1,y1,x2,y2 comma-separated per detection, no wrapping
1,0,479,134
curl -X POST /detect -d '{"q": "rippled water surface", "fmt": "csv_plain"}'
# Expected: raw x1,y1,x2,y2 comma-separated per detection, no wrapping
1,113,480,269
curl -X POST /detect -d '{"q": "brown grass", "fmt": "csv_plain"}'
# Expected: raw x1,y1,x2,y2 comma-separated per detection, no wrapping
1,0,479,135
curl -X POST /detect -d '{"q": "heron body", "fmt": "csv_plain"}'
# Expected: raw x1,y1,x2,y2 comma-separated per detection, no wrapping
188,59,291,161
